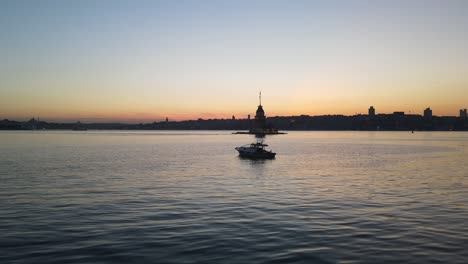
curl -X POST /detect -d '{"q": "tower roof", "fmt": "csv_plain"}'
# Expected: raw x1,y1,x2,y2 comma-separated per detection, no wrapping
256,105,264,114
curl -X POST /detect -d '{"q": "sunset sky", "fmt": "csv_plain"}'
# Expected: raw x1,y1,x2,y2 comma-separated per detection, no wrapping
1,0,468,122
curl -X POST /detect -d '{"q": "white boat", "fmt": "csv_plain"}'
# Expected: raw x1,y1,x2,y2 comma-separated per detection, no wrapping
235,142,276,159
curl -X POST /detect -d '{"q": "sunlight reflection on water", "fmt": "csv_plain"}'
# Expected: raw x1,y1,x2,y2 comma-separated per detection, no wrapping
0,131,467,263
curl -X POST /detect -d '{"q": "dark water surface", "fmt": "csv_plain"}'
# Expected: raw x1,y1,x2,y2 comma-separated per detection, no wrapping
1,131,467,263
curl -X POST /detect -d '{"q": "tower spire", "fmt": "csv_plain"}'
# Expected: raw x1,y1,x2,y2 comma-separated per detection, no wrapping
259,91,262,106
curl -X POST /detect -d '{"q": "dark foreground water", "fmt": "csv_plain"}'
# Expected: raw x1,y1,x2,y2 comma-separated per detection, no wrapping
1,131,467,263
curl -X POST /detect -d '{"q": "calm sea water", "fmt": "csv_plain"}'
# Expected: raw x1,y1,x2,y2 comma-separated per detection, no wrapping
0,131,467,263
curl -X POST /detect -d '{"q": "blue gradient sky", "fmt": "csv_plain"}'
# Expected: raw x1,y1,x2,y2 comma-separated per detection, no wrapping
1,0,467,122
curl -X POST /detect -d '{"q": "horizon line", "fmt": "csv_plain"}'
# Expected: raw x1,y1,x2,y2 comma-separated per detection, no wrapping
3,111,466,124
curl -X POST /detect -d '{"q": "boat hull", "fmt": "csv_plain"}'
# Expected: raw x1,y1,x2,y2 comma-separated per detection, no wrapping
236,148,276,159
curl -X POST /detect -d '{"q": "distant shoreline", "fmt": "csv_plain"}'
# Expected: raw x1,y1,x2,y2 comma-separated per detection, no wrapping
1,113,467,131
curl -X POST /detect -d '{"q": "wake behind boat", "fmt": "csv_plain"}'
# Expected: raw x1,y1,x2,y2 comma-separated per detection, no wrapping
235,142,276,159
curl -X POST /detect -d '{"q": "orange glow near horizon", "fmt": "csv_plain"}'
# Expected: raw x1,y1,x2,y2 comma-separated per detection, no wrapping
2,95,465,123
2,74,467,122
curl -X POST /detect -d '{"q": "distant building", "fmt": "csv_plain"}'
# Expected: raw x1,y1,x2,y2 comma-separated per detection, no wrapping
424,107,432,120
166,117,168,123
22,117,39,130
248,114,251,120
393,111,405,116
460,109,467,119
368,106,375,118
248,92,278,134
232,115,235,120
72,121,87,131
250,98,266,133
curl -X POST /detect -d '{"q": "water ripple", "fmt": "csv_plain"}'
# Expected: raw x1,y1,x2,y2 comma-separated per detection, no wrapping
1,131,467,263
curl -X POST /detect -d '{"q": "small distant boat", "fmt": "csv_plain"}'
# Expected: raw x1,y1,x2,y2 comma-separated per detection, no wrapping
235,142,276,159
